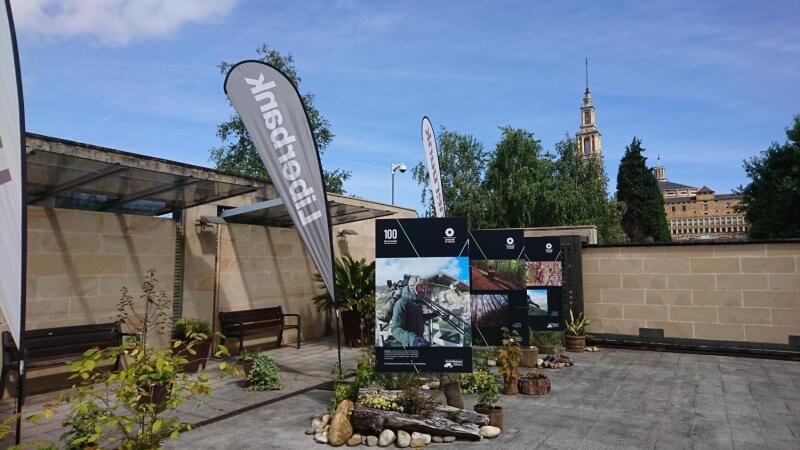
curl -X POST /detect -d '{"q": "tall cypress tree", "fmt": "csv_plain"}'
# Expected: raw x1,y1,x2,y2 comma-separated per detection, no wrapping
616,137,671,242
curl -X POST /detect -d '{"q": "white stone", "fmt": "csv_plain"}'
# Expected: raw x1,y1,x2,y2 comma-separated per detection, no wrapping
378,429,395,447
421,384,430,390
432,436,443,443
314,432,328,444
311,418,322,429
443,436,456,442
304,427,315,435
480,425,501,438
411,432,431,444
321,414,331,426
396,430,411,448
366,435,378,446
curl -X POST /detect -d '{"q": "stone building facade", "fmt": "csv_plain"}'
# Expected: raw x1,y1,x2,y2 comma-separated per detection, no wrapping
654,161,748,241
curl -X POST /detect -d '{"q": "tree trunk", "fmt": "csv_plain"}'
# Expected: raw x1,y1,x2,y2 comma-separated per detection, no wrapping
351,405,482,441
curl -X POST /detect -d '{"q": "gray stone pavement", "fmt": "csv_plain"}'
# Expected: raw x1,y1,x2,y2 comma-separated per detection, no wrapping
3,336,361,446
169,348,800,449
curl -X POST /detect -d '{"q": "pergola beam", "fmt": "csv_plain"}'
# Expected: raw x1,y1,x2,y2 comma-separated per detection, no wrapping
99,177,199,212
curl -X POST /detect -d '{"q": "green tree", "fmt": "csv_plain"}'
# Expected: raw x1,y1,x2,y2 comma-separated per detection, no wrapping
411,128,495,228
483,127,558,228
616,137,671,242
552,137,628,243
736,115,800,239
211,44,350,193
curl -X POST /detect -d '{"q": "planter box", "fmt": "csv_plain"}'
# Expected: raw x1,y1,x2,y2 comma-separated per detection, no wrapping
518,377,551,395
566,335,586,352
474,404,503,430
520,347,539,367
172,338,211,373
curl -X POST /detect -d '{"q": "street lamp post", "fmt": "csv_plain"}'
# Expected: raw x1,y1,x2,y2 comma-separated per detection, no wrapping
390,163,407,205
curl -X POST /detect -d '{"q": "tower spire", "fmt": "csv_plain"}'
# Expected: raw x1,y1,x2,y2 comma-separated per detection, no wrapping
585,57,589,93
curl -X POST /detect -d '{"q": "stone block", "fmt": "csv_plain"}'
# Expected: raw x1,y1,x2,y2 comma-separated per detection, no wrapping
601,289,645,305
622,274,666,289
666,274,716,290
27,207,75,231
623,304,668,321
645,289,692,306
583,258,600,274
591,318,646,335
584,274,622,290
645,320,694,339
717,307,771,325
585,303,623,319
713,244,766,257
768,274,800,291
744,325,800,344
583,247,621,258
584,288,602,304
39,233,102,254
664,246,715,257
643,258,690,274
690,257,740,274
37,275,99,299
740,257,796,274
692,291,742,307
742,290,798,308
765,243,800,256
669,306,717,323
694,323,745,341
771,309,800,327
715,274,768,291
597,258,643,274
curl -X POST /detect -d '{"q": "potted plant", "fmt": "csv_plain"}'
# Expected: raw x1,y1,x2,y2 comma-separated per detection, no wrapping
565,310,590,352
61,270,235,450
312,256,375,347
244,355,283,391
496,327,522,395
531,329,565,355
520,334,539,368
518,370,551,395
235,349,257,379
470,370,503,429
172,318,212,373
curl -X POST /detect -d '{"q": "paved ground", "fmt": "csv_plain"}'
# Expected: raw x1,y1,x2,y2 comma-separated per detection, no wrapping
4,337,361,446
170,348,800,449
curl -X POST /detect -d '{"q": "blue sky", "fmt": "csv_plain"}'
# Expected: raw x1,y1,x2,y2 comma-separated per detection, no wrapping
13,0,800,213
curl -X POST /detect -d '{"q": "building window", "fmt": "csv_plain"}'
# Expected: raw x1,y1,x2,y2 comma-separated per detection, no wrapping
583,137,592,155
682,206,686,211
584,111,591,124
671,206,676,212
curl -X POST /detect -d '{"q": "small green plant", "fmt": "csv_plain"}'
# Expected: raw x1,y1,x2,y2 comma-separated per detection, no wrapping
361,391,404,412
235,349,257,364
566,310,590,337
496,327,522,384
172,318,211,339
523,369,548,380
531,330,564,347
397,386,441,418
470,370,500,407
375,372,424,391
245,355,283,391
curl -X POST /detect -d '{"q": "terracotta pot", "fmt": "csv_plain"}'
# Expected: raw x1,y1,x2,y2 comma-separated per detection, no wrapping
442,381,464,409
538,345,565,355
502,375,520,395
518,377,551,395
520,347,539,367
172,338,211,373
474,404,504,429
565,335,586,352
340,310,362,347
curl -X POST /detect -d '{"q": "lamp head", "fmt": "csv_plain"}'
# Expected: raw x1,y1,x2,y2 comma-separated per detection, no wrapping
392,163,407,174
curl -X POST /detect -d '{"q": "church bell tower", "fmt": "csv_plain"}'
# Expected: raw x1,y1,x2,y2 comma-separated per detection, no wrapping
576,58,602,158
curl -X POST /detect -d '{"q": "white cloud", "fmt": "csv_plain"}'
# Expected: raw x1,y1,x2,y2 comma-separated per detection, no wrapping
13,0,237,45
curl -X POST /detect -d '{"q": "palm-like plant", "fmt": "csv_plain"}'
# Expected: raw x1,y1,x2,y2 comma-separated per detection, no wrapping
312,256,376,339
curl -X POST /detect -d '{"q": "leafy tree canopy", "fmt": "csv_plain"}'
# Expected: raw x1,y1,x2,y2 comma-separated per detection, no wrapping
736,115,800,239
616,137,671,242
211,44,350,193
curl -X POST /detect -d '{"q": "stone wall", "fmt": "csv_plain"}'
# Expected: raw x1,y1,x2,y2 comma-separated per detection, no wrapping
583,242,800,345
24,206,176,332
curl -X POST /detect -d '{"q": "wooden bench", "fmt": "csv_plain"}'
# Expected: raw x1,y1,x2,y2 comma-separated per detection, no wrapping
1,322,124,399
219,306,301,353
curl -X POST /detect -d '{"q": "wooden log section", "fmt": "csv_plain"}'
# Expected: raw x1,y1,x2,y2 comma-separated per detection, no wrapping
352,405,482,441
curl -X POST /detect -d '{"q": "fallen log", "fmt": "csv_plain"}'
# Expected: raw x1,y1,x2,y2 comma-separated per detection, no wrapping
352,405,482,441
432,405,489,426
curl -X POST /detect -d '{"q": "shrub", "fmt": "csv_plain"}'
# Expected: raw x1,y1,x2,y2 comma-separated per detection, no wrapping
361,391,404,412
245,355,283,391
470,370,500,407
565,309,590,337
496,327,522,382
172,318,211,340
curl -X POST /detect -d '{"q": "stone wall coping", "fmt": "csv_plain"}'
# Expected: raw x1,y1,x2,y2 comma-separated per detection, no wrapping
586,239,800,249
